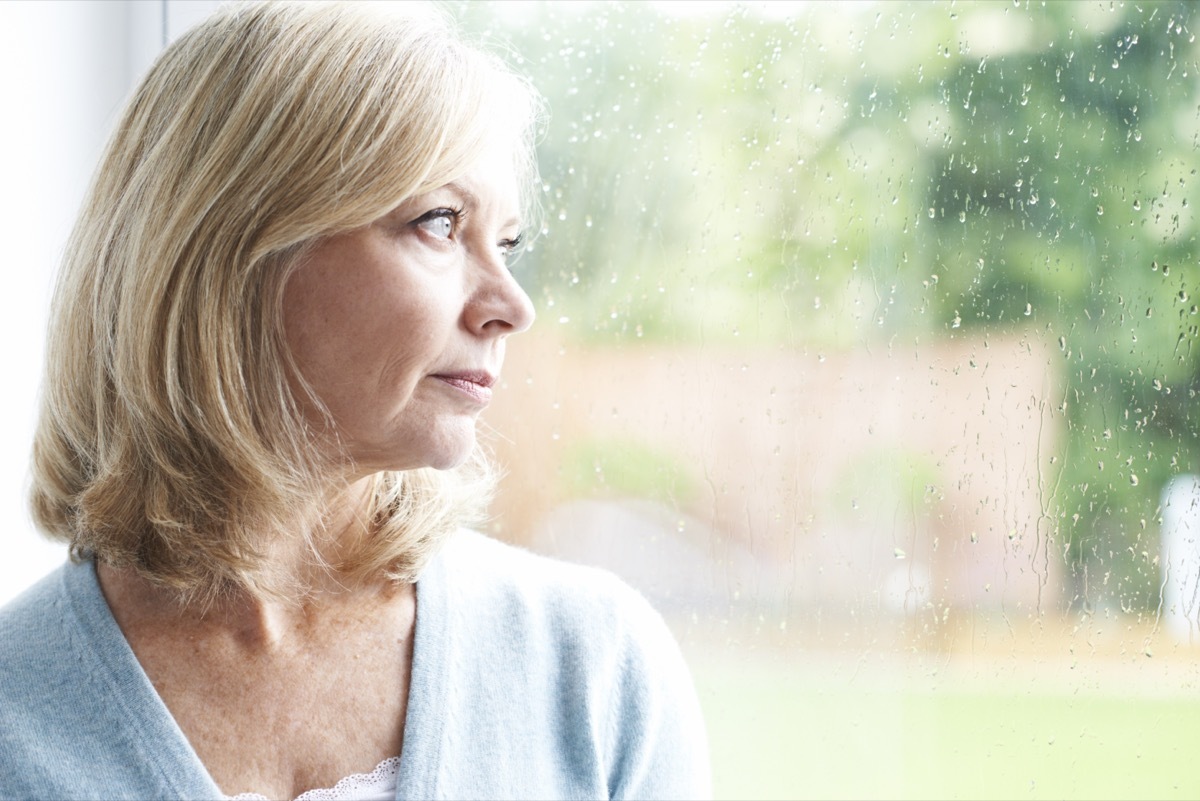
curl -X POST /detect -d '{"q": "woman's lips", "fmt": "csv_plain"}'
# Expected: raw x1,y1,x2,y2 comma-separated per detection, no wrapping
430,373,494,404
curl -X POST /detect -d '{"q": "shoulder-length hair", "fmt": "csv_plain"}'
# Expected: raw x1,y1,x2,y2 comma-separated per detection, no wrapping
29,0,542,604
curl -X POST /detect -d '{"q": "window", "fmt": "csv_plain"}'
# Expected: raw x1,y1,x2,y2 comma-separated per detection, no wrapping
459,2,1200,797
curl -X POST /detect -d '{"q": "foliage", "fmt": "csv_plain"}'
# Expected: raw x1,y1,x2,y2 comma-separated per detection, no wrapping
560,436,698,507
454,1,1200,610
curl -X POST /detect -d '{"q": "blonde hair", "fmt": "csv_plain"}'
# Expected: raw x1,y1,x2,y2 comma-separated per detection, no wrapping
29,1,542,604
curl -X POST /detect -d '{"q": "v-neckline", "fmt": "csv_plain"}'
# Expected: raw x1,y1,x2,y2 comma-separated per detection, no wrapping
61,538,456,801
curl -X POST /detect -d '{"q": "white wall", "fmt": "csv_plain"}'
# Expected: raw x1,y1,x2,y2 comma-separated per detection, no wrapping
0,1,129,604
0,0,218,605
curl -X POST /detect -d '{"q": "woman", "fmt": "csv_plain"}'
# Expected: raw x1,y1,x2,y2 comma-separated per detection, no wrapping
0,2,709,799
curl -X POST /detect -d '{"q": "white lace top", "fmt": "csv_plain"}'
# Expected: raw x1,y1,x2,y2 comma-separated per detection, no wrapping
227,756,400,801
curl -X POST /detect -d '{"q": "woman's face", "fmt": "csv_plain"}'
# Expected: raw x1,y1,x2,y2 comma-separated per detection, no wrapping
283,145,535,476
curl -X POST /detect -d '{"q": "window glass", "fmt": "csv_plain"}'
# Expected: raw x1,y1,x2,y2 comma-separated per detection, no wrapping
459,2,1200,798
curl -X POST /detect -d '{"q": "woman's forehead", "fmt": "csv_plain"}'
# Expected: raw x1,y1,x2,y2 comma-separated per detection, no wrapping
418,138,524,213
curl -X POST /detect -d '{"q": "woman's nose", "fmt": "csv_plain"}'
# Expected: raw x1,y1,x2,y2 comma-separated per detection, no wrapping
464,254,536,337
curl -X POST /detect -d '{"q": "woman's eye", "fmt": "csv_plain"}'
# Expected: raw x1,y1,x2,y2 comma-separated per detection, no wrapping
499,232,525,261
413,208,460,240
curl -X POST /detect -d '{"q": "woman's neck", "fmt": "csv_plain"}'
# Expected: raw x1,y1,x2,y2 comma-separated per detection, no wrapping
99,562,412,651
95,477,409,651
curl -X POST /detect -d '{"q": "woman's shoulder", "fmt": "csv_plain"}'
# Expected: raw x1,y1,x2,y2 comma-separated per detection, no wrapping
439,528,636,593
0,562,77,673
416,530,711,799
0,567,78,799
0,561,123,737
0,561,207,799
435,529,672,646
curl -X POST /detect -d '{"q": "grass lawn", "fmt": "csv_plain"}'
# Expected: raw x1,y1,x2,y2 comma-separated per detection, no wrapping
691,649,1200,800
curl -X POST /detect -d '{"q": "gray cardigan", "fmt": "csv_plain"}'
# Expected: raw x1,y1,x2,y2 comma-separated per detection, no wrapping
0,530,710,800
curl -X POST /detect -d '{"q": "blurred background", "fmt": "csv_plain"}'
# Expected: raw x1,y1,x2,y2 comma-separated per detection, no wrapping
5,1,1200,798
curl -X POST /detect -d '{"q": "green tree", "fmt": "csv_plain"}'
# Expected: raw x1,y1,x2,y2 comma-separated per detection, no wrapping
457,0,1200,611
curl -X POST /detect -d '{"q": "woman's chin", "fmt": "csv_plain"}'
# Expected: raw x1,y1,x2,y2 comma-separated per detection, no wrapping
422,446,474,472
419,422,479,471
378,426,478,473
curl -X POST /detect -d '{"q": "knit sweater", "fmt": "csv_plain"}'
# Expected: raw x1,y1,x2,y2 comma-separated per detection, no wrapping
0,530,711,800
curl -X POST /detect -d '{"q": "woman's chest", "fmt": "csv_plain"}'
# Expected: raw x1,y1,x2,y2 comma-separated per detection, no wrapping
131,621,414,798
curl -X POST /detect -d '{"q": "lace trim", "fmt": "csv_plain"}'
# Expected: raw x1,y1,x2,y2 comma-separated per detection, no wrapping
228,755,401,801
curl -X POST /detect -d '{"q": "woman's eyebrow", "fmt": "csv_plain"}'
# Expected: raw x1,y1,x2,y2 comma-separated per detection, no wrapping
441,181,521,230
